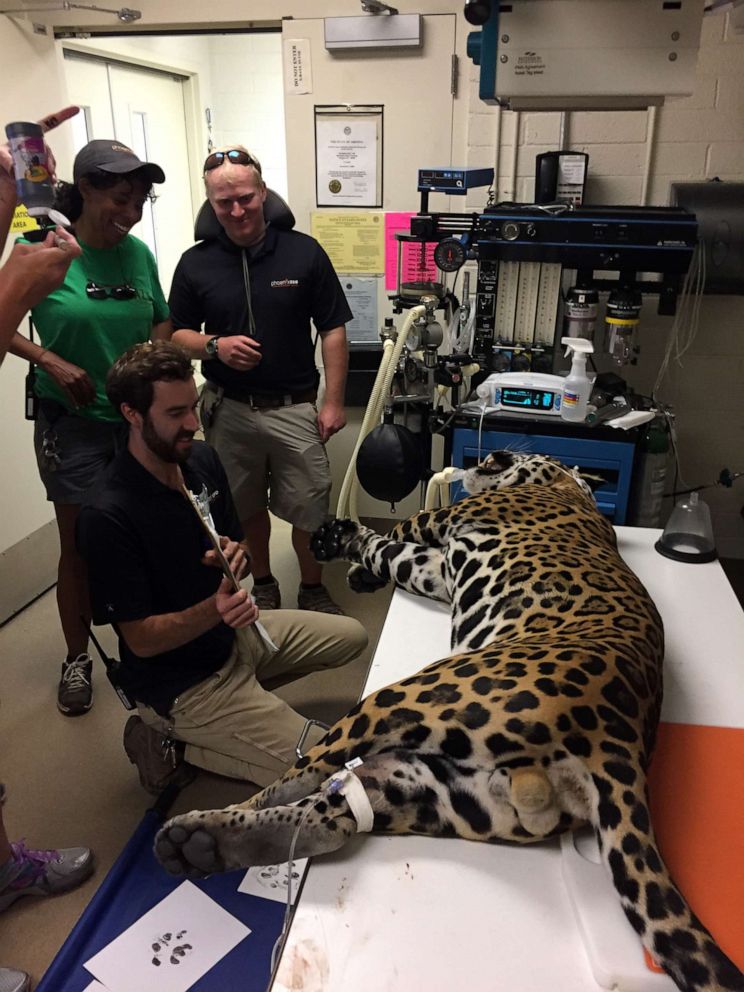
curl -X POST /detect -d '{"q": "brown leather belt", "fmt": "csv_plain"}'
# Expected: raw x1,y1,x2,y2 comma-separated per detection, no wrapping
220,385,317,409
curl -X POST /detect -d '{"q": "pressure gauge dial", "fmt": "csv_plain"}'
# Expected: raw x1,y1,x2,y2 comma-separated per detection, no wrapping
501,220,521,241
434,238,467,273
406,323,424,352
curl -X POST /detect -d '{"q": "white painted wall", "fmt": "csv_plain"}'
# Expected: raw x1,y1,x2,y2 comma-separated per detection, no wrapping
207,32,287,199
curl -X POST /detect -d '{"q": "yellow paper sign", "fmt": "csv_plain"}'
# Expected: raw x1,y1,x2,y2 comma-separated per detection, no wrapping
311,211,384,275
10,205,40,235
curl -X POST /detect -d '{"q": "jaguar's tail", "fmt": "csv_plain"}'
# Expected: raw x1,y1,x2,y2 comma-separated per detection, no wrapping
589,767,743,992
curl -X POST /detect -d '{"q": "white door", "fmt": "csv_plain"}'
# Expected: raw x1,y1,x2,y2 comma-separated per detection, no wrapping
282,14,458,225
62,51,196,293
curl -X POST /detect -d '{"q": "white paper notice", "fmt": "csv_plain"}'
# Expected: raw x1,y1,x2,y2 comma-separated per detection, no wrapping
84,881,250,992
238,859,308,904
283,38,313,95
340,276,380,345
83,983,109,991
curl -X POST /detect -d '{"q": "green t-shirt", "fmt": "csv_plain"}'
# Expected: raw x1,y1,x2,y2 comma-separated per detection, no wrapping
29,234,169,422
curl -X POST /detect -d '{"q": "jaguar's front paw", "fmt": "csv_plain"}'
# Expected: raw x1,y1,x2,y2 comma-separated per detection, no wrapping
348,563,387,593
311,518,358,562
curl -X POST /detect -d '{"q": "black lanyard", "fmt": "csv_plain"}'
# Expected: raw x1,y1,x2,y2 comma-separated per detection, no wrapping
25,316,37,421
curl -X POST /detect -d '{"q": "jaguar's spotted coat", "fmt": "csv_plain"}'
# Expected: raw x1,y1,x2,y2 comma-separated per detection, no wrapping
155,451,743,992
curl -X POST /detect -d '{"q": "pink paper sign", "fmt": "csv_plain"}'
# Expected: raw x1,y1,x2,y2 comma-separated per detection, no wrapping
384,212,438,291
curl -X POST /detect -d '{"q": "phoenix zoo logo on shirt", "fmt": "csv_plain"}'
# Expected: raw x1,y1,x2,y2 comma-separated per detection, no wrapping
271,278,299,289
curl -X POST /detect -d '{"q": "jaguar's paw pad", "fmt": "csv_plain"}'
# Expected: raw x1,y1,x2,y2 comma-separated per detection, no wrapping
311,518,358,561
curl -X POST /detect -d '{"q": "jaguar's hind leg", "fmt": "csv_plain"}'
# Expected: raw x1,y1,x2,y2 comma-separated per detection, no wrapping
154,751,529,879
153,752,422,878
312,519,449,602
155,786,360,878
243,764,330,811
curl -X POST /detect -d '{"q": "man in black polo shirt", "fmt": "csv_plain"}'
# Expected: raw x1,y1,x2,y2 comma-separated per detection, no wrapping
76,341,367,793
169,146,352,616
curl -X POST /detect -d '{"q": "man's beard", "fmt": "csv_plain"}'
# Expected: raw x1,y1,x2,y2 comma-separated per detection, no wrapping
142,414,193,464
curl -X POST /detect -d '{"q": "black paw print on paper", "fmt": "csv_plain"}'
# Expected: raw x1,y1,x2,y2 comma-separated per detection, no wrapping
258,864,301,890
151,929,194,967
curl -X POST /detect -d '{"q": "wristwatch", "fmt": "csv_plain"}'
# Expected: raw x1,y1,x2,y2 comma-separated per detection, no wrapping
205,336,220,359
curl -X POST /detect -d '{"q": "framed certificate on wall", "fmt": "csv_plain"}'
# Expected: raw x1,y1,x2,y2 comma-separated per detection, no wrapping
315,104,383,208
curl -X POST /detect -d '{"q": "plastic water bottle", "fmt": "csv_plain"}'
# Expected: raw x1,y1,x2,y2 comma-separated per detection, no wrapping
4,121,55,217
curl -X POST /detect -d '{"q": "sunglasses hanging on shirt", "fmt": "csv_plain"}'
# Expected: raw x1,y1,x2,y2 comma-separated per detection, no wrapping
85,281,137,301
80,245,137,301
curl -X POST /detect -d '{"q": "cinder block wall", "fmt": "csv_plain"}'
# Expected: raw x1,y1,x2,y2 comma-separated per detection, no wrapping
208,32,288,199
464,13,744,556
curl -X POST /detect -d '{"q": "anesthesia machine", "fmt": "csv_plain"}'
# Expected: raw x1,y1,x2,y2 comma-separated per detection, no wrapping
342,0,703,525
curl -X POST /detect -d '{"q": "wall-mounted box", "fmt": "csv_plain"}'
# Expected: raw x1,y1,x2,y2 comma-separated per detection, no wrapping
324,14,422,51
671,182,744,295
467,0,703,111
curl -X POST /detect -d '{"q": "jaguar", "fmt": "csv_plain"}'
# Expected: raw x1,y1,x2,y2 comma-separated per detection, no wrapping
155,450,743,992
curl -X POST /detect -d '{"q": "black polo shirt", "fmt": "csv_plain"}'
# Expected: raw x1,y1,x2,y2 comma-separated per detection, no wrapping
168,225,353,395
76,442,242,716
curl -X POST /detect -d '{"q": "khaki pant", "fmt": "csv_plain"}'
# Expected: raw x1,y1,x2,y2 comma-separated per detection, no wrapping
137,611,367,787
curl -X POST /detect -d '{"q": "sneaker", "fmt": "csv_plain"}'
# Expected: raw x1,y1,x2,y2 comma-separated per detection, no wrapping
0,968,30,992
123,716,197,796
252,579,281,610
57,654,93,715
0,841,94,913
297,583,346,615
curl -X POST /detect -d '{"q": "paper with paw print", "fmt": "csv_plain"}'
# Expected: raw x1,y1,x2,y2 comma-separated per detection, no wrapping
83,880,250,992
238,858,308,904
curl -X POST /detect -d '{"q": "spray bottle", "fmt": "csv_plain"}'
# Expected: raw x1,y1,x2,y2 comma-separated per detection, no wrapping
560,336,594,423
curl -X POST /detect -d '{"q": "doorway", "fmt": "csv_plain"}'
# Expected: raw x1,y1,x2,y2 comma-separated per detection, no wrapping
63,50,195,292
60,31,288,293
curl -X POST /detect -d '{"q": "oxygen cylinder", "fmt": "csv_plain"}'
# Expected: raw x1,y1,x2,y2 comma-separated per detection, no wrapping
629,422,670,527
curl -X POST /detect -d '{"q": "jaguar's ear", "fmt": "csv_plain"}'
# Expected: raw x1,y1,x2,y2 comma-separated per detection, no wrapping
579,471,605,493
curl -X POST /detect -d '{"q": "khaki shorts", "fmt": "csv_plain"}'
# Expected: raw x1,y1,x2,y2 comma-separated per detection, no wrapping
201,385,332,532
137,610,368,786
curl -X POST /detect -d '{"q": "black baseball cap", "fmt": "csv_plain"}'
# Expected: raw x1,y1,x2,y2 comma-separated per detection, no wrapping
73,139,165,185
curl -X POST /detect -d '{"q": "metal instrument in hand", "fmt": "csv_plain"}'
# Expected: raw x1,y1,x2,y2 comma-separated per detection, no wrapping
181,483,279,651
181,483,240,592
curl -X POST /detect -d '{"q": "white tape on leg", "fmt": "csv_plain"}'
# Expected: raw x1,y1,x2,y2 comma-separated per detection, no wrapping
325,769,374,833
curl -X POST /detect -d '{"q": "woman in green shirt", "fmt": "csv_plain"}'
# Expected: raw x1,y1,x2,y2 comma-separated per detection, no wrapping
9,139,171,717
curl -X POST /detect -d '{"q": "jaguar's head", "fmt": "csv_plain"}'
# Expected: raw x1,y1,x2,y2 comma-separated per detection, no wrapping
461,451,601,497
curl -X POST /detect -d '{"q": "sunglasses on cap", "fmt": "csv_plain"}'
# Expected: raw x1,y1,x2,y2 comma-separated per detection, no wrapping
203,149,261,173
86,281,137,301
